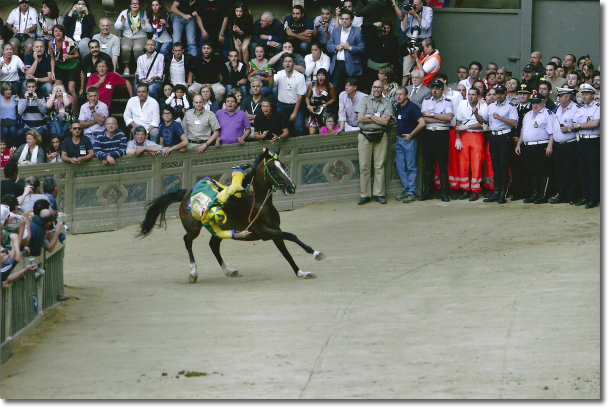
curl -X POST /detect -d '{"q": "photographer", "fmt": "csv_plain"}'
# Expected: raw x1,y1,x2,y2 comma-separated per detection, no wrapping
412,37,440,87
361,20,399,93
17,79,49,147
395,0,433,39
355,0,390,26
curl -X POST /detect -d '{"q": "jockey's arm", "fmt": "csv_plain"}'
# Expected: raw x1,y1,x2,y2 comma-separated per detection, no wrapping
208,221,237,239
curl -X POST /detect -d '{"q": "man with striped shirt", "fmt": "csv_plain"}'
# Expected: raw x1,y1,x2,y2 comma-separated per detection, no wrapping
93,117,128,165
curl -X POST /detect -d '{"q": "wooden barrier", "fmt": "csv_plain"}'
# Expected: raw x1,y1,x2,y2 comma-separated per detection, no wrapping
1,243,65,364
16,131,409,234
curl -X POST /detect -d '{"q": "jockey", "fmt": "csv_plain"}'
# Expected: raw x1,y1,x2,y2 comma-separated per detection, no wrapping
189,163,252,239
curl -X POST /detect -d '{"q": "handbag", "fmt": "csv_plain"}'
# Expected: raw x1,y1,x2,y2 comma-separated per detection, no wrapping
362,130,384,143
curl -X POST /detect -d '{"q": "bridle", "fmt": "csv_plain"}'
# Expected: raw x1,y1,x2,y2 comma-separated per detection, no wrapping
244,151,285,231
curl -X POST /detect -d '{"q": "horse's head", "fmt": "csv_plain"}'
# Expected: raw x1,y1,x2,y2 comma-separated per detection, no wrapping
252,148,296,195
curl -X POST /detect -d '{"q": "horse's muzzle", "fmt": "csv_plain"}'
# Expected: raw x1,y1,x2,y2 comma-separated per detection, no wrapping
284,184,296,195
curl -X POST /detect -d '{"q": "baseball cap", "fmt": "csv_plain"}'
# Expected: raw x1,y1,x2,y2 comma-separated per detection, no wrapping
523,64,535,73
494,84,507,93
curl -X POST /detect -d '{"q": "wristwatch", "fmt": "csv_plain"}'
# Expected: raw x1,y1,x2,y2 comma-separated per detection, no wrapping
430,112,435,118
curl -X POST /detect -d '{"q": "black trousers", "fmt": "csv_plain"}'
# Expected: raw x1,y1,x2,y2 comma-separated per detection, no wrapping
423,129,450,175
489,132,514,191
554,140,578,201
331,60,348,96
577,137,600,202
523,143,550,190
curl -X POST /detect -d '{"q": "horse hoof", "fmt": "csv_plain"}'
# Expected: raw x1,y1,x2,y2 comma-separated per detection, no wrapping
297,270,316,279
224,270,240,277
313,251,325,261
189,274,198,283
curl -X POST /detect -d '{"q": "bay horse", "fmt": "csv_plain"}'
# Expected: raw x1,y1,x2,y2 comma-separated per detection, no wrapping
138,148,325,282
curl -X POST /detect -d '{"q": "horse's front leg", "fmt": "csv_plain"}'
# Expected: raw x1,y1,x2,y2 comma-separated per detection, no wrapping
263,229,326,261
273,239,316,279
209,235,239,277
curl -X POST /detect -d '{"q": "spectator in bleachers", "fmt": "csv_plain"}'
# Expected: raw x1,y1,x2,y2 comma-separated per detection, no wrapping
269,53,307,136
356,0,389,24
146,0,172,56
63,0,95,59
251,11,285,58
159,106,188,155
362,20,399,92
12,129,46,165
28,208,63,257
456,83,466,100
48,25,80,112
495,67,508,87
23,40,53,98
1,140,11,168
194,0,229,56
246,45,273,96
240,78,263,126
93,116,127,164
18,79,48,147
135,39,165,101
538,80,556,111
1,162,25,200
162,42,189,87
337,77,366,134
46,83,75,140
126,125,162,156
1,83,19,147
459,61,481,92
6,0,38,57
304,42,330,87
1,43,25,96
187,42,225,103
42,176,58,211
61,121,94,164
481,62,498,86
124,83,160,142
269,41,306,75
87,59,133,110
405,69,430,108
216,94,250,145
164,84,189,122
92,18,121,69
222,49,248,97
335,1,363,29
521,63,539,92
448,66,468,90
592,71,600,103
505,77,520,105
253,97,288,142
320,113,340,134
79,86,108,140
36,0,63,47
378,65,399,106
327,10,364,96
485,72,497,89
169,0,197,58
47,135,62,162
80,39,114,98
283,5,315,57
115,0,152,75
305,68,336,135
229,2,253,65
411,38,440,88
182,94,220,152
313,6,335,51
198,84,219,113
222,87,243,110
567,71,583,103
562,54,576,77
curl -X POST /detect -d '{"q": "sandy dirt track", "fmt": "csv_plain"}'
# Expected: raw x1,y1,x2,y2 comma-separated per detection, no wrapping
0,199,600,399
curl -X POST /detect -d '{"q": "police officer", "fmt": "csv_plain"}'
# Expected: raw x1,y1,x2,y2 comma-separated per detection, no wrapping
573,83,600,208
475,83,519,204
510,83,532,201
394,86,426,203
551,86,579,205
515,90,557,204
419,79,454,202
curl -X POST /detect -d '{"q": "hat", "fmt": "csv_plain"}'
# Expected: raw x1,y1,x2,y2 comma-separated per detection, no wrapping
18,0,30,3
579,83,597,93
429,80,444,89
523,64,536,73
494,84,507,93
530,90,544,103
518,83,531,93
556,85,576,97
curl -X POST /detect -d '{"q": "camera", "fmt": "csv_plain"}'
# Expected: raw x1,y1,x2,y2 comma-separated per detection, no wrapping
403,3,415,12
401,26,422,56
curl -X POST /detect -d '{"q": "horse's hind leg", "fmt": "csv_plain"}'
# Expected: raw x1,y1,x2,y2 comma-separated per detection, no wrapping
209,236,239,277
273,239,315,279
184,232,200,283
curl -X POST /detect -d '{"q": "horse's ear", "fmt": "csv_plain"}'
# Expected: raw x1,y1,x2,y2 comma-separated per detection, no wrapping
275,147,281,156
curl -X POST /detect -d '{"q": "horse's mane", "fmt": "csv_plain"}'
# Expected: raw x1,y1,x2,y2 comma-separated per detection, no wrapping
242,150,267,187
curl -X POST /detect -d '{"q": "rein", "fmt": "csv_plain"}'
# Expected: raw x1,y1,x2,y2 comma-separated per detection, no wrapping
244,158,281,231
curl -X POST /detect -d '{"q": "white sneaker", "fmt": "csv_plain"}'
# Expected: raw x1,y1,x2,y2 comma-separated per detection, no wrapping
123,67,130,75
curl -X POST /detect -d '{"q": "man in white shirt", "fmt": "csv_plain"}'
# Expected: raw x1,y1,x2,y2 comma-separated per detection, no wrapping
269,54,307,136
163,43,189,86
7,0,38,56
458,61,482,92
124,83,160,142
136,39,165,101
92,18,121,69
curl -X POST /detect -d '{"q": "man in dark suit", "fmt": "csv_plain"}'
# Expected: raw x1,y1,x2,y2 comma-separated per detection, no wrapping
326,9,365,95
406,69,431,108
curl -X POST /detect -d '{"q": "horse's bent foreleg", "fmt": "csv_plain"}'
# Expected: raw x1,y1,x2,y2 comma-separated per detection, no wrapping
273,239,315,279
264,230,326,261
209,236,239,277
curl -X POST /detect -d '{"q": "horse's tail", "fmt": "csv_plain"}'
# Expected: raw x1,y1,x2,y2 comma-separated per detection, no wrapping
138,189,189,238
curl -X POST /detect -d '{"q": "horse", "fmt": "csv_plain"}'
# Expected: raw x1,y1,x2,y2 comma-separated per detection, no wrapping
138,148,325,282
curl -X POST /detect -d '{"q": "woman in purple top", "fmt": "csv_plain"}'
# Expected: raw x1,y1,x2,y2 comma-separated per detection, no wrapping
1,83,19,146
215,93,251,145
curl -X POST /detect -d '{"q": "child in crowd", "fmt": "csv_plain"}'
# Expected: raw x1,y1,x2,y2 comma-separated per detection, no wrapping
1,139,11,168
159,106,189,156
126,126,163,156
165,84,190,122
319,114,340,134
47,136,62,163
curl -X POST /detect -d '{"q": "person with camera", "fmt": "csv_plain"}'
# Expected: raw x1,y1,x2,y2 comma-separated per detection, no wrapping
313,6,335,50
361,19,400,93
354,80,393,205
6,0,38,57
395,0,432,39
17,79,49,148
63,0,96,59
412,37,440,87
327,10,365,96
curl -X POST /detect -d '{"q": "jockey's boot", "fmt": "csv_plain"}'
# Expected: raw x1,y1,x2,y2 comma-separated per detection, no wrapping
232,163,252,172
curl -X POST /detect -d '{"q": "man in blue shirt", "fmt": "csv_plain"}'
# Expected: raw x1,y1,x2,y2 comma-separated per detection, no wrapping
394,86,426,203
42,176,59,212
159,106,189,155
23,40,53,97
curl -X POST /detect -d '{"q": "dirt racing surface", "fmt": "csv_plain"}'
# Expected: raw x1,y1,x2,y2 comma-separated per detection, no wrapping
0,199,600,399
